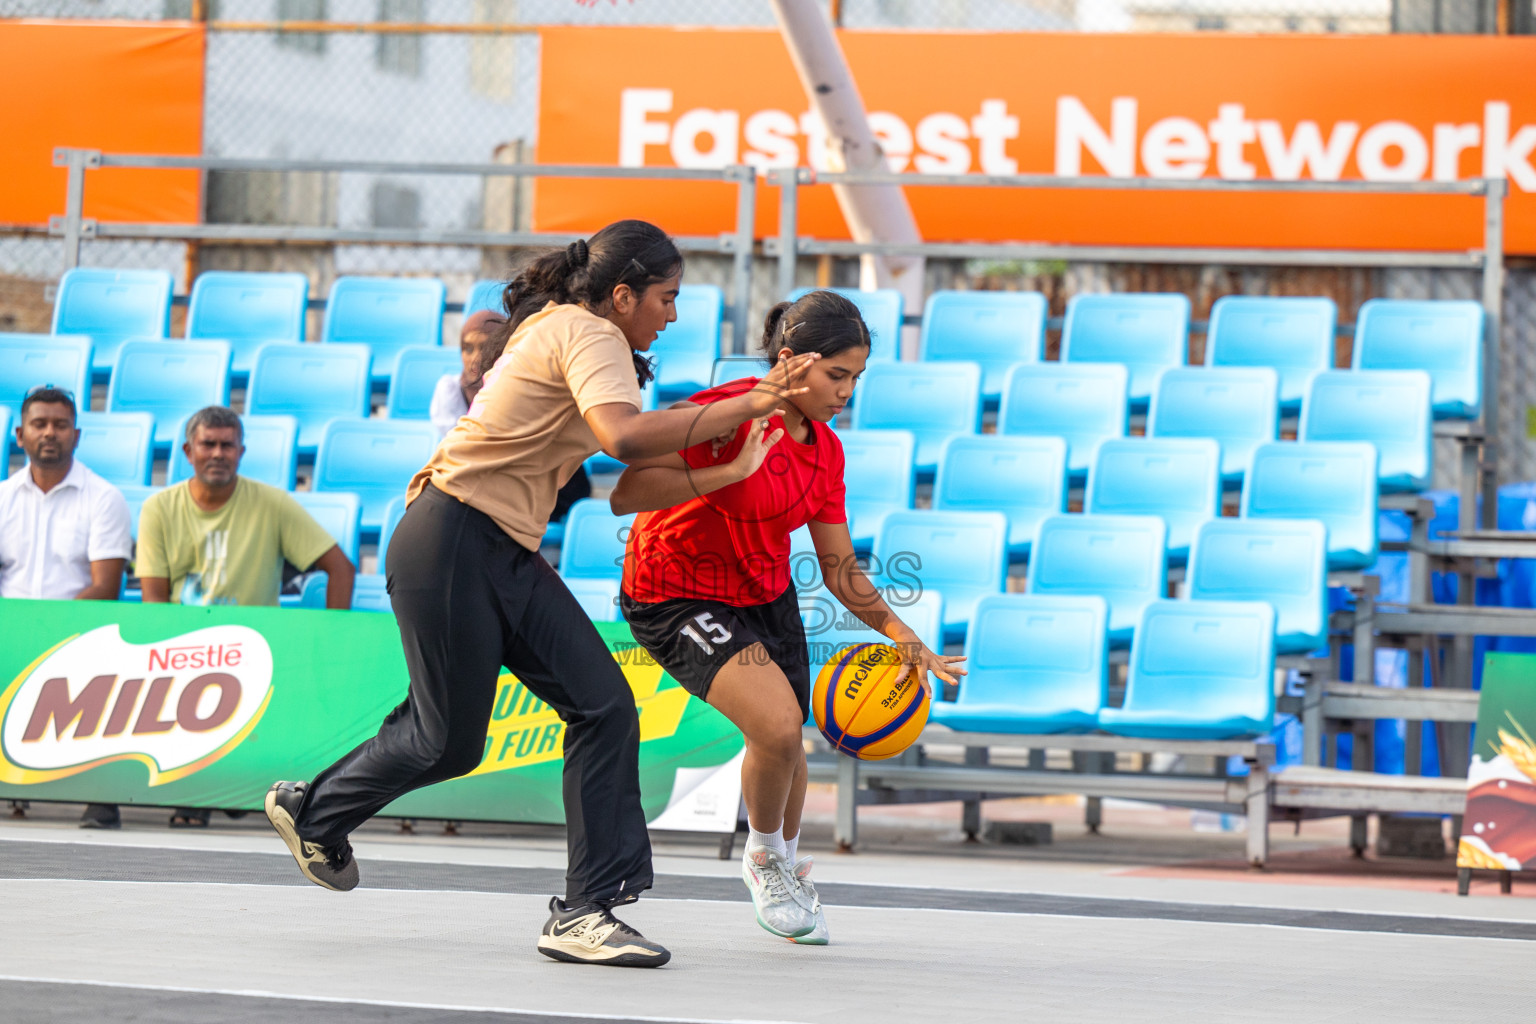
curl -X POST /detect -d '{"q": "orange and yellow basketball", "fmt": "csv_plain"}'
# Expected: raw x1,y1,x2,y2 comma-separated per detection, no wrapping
811,643,929,761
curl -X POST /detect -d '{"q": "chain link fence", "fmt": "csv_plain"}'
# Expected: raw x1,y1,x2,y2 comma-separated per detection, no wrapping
4,0,1534,480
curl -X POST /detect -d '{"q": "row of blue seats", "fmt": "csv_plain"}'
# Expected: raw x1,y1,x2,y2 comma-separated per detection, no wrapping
794,287,1481,420
841,361,1432,492
40,267,1485,419
548,494,1333,655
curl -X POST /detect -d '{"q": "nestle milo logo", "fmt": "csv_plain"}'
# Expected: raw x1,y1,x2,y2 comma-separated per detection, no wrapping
0,624,273,786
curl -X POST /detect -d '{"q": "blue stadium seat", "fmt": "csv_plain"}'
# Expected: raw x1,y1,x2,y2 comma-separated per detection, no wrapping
465,279,508,317
935,434,1067,562
313,419,439,536
106,339,232,451
791,286,903,362
1206,295,1336,411
559,498,636,581
387,346,464,420
1188,518,1328,656
1353,299,1484,420
169,413,299,490
1027,514,1166,648
710,355,766,386
1097,599,1276,740
1301,369,1432,492
1086,438,1221,565
651,284,723,402
931,594,1108,735
186,271,309,380
565,577,622,621
998,361,1128,480
52,268,173,377
117,484,160,541
280,572,329,611
1061,293,1189,408
293,490,361,565
246,343,372,455
871,510,1007,645
850,362,981,475
73,411,154,486
1148,366,1278,486
0,333,93,411
918,290,1046,401
322,276,446,387
0,404,9,461
351,573,392,613
1243,441,1379,572
377,495,409,569
839,429,916,551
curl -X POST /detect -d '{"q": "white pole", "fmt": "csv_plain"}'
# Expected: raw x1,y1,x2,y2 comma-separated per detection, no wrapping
768,0,926,354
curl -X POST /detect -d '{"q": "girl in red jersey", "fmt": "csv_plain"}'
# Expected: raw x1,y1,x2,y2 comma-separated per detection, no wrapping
612,290,964,944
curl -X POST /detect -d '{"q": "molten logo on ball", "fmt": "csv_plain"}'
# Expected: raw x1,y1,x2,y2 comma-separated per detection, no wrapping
0,624,273,786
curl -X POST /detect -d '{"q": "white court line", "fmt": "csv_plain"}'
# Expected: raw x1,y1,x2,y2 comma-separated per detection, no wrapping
0,974,812,1024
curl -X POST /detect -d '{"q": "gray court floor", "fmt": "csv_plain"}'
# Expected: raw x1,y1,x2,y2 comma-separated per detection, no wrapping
2,816,1532,1024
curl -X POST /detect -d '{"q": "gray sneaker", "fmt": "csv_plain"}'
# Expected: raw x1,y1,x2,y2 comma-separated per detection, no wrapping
264,781,358,892
741,846,815,938
537,897,671,967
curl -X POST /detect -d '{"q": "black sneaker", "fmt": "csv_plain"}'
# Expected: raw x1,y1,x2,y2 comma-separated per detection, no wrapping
79,803,121,830
264,781,358,892
537,897,671,967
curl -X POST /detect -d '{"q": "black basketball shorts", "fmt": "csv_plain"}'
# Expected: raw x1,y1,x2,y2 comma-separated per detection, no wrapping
620,584,811,720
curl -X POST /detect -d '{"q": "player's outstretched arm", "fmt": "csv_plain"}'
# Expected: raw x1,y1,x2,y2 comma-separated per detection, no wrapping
609,417,784,515
584,353,818,463
807,520,966,699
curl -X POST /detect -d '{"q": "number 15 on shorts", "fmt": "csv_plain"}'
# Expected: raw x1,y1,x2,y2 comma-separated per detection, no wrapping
681,612,732,655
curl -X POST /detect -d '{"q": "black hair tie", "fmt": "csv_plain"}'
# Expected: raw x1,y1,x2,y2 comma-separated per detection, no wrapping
565,239,590,270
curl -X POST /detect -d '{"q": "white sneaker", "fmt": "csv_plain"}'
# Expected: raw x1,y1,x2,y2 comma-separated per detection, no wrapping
788,856,829,945
741,846,815,938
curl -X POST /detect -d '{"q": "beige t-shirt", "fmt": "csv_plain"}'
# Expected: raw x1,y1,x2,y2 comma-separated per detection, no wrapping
408,302,642,550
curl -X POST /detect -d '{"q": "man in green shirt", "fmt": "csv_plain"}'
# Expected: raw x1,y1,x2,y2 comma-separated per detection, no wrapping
138,406,355,609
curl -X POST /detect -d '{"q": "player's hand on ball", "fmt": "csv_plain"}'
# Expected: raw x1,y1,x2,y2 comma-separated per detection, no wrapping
891,633,966,701
730,415,785,480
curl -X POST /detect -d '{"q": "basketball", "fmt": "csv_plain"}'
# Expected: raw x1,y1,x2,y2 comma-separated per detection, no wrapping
812,643,929,761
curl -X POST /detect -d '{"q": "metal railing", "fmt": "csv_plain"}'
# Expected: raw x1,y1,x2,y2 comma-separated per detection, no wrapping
49,147,760,349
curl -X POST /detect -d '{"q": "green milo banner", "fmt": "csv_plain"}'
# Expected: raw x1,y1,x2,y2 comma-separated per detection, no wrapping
1458,652,1536,873
0,599,745,833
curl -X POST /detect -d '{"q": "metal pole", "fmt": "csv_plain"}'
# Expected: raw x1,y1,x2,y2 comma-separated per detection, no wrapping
54,147,91,273
1481,177,1506,530
729,166,758,355
775,170,800,301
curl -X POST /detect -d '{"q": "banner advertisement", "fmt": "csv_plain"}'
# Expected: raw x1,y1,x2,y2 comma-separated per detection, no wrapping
0,20,204,227
536,28,1536,253
0,600,744,834
1458,652,1536,874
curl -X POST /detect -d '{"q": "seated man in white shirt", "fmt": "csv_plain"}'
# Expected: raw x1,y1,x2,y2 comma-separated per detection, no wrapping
0,386,133,829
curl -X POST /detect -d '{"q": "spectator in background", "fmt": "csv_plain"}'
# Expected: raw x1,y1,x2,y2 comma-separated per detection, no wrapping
0,386,133,829
137,406,356,827
432,308,591,524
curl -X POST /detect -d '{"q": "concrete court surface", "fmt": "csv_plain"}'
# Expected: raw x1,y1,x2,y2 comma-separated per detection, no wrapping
1,805,1533,1024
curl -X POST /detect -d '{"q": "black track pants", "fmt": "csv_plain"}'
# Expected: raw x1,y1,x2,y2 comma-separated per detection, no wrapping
294,483,653,906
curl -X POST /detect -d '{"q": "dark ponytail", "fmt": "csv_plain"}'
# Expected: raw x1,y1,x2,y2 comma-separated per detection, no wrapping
762,290,872,365
479,219,684,384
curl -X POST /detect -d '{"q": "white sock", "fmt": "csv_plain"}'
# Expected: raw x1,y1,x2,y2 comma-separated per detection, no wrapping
784,832,800,865
746,823,786,858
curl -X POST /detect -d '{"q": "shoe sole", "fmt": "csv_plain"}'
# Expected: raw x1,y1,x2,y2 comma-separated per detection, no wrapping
741,863,815,938
536,939,670,968
788,934,829,946
264,788,353,893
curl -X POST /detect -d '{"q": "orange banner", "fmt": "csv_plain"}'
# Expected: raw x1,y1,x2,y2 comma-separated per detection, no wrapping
536,28,1536,254
0,20,204,227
